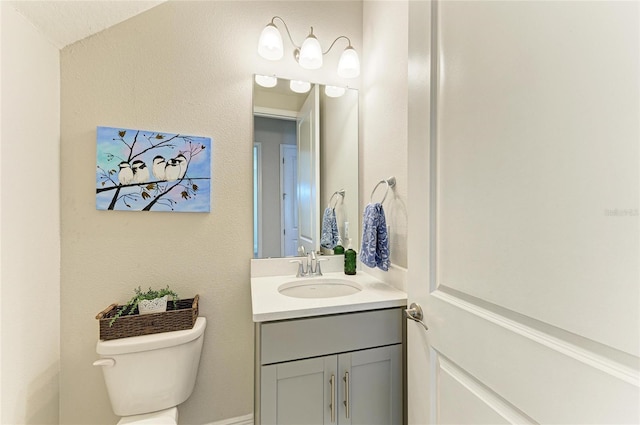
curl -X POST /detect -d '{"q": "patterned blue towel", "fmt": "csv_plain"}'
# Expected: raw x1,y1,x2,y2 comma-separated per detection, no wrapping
360,203,390,271
321,207,339,249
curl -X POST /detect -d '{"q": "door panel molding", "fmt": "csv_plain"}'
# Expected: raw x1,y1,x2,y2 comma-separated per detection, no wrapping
433,287,639,386
435,351,536,424
429,293,640,424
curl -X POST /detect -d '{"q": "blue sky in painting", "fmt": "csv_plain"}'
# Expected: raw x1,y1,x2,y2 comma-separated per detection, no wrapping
96,126,212,212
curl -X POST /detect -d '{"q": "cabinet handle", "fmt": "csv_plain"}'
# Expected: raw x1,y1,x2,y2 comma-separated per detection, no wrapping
330,374,336,423
343,371,350,419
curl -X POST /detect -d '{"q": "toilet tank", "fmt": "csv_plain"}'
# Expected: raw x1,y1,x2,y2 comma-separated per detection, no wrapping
95,317,206,416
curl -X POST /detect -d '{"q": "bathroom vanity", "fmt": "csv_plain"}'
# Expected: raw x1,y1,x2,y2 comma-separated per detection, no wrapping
251,257,407,425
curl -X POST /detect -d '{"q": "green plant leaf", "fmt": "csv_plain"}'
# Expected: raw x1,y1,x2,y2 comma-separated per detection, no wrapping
108,285,179,326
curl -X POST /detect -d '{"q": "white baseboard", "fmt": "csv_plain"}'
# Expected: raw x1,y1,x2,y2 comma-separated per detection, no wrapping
205,413,253,425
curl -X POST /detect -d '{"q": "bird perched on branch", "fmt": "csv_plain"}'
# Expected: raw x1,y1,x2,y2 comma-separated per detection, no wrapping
131,160,149,184
164,158,181,182
175,154,187,179
118,162,133,185
152,156,166,181
165,154,188,182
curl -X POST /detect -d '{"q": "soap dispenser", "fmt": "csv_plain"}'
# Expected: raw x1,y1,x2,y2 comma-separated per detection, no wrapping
344,238,357,275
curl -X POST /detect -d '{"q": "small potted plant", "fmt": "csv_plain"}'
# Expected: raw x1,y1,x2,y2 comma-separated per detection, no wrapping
109,286,179,327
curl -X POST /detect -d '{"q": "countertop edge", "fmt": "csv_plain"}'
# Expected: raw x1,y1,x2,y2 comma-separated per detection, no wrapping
252,297,408,323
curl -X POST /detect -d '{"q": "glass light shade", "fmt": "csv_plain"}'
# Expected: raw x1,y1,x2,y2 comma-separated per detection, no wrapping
290,80,311,93
255,74,277,88
337,46,360,78
258,23,283,61
298,34,323,70
325,85,346,98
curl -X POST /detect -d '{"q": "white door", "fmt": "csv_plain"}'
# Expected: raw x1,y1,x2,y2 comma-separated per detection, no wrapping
297,85,320,254
281,144,298,257
407,1,639,424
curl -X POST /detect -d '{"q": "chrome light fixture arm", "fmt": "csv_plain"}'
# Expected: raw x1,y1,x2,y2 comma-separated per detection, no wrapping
269,15,311,62
323,35,353,55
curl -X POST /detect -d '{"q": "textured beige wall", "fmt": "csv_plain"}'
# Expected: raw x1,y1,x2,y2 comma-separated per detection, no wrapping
361,1,409,272
1,4,61,424
60,2,362,424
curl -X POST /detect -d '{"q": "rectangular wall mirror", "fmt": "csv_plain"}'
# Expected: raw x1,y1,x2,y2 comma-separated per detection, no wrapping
253,76,359,259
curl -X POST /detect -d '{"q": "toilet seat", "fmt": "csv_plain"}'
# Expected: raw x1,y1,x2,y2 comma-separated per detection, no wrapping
117,407,178,425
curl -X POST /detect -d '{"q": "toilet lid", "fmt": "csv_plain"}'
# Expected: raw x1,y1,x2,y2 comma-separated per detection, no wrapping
117,407,178,425
118,418,175,425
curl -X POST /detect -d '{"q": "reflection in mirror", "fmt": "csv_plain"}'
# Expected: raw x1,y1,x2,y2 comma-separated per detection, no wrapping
253,76,359,259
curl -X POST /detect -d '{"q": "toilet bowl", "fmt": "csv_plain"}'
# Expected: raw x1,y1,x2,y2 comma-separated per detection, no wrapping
94,317,206,424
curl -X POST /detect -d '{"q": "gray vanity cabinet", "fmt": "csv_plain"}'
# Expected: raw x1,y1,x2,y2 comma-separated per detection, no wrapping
256,308,404,425
260,355,335,425
339,345,403,425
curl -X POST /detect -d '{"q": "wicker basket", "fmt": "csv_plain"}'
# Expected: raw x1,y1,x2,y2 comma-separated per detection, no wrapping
96,295,199,340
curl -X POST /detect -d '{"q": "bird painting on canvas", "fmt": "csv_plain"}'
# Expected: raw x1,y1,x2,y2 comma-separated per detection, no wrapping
96,126,211,212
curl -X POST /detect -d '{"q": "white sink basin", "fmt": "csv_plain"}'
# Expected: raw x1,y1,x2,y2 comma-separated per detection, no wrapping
278,278,362,299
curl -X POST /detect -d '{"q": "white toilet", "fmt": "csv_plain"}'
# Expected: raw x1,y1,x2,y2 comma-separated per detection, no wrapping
94,317,207,424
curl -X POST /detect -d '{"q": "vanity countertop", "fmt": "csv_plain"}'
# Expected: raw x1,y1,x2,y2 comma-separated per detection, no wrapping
251,271,407,322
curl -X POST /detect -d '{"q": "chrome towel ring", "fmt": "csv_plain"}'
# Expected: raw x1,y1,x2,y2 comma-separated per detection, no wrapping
370,176,396,204
328,189,345,208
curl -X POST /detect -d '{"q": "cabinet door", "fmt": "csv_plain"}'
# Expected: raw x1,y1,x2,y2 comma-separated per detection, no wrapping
261,355,337,425
338,345,403,425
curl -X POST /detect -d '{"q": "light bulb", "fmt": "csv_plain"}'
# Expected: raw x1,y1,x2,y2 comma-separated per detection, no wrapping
290,80,311,94
337,46,360,78
255,75,277,88
325,85,346,98
258,23,283,61
298,32,323,70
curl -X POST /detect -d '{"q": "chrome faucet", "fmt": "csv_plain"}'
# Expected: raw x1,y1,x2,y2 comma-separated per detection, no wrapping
289,258,307,277
289,249,311,277
307,251,315,274
289,250,325,277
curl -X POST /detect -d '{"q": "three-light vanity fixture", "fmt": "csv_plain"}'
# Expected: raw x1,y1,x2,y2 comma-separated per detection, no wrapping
256,16,359,97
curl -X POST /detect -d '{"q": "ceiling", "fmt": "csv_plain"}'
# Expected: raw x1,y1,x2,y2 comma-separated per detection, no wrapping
8,1,166,49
